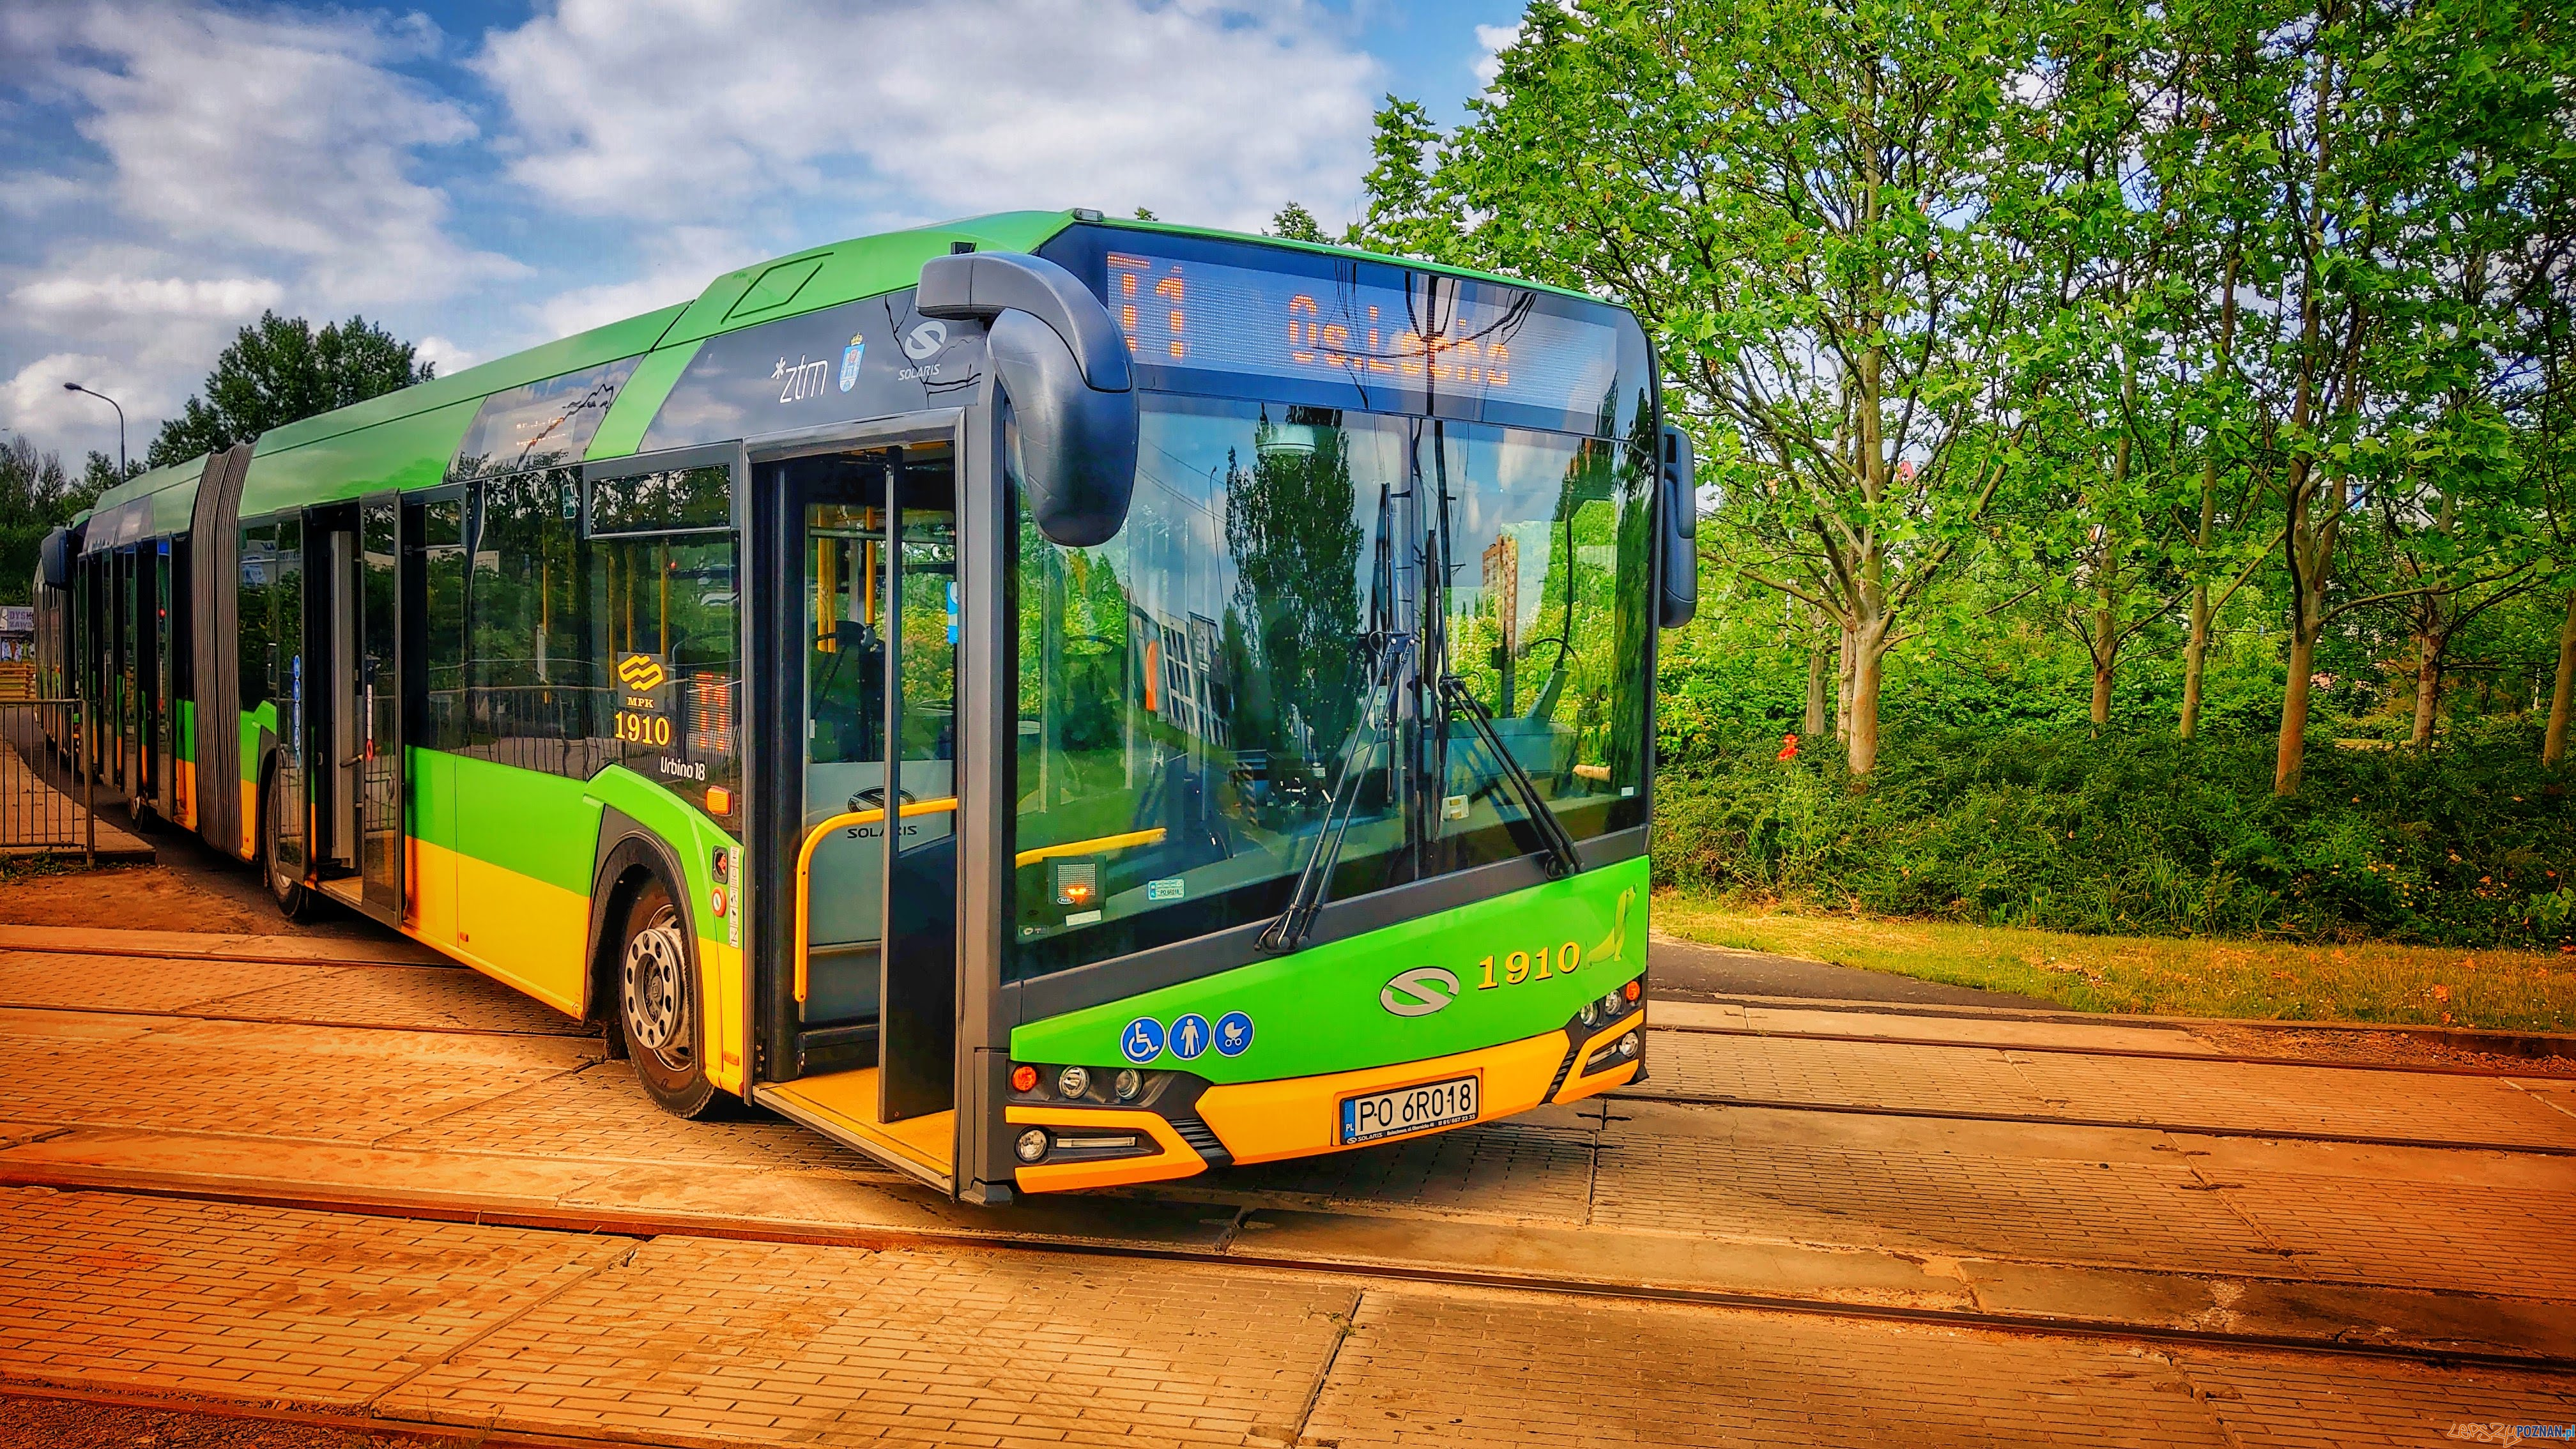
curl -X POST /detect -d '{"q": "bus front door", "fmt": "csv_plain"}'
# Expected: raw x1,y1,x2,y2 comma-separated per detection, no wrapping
762,439,961,1187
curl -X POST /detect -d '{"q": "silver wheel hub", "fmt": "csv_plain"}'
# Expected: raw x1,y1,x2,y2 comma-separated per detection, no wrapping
622,907,689,1054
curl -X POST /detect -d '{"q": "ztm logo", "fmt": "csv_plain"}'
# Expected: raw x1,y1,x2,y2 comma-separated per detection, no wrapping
617,654,666,692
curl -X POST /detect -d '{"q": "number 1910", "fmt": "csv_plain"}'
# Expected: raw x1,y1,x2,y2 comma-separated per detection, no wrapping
614,710,671,746
1478,940,1582,990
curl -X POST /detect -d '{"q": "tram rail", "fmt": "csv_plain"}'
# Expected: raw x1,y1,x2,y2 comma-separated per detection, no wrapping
1608,1084,2576,1157
4,1172,2568,1378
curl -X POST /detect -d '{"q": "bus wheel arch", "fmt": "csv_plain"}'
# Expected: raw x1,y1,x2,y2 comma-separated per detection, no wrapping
588,824,721,1119
256,751,312,921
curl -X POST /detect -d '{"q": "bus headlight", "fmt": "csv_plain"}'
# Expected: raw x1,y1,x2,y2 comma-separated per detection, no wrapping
1057,1066,1091,1098
1600,991,1624,1018
1114,1068,1143,1101
1015,1129,1049,1163
1579,1000,1600,1027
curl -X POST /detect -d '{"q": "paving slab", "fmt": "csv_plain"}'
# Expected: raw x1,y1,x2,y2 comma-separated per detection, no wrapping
378,1234,1358,1448
1635,1028,2576,1149
1304,1284,2576,1449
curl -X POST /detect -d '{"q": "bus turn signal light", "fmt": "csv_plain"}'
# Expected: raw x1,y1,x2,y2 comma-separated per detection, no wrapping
1011,1064,1038,1092
1623,980,1641,1003
706,786,732,816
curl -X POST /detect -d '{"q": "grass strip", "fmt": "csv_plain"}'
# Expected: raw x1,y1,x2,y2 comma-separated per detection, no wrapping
1653,889,2576,1033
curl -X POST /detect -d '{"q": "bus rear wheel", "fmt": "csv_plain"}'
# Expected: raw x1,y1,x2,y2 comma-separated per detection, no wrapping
618,877,718,1119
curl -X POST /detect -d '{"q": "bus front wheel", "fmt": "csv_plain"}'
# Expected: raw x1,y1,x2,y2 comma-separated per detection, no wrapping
618,876,718,1119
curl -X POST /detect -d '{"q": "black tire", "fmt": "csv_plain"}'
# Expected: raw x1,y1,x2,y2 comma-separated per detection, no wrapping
617,875,719,1119
260,774,313,921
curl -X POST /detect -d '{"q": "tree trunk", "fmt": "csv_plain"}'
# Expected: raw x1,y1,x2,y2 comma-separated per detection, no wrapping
1836,624,1857,749
2408,629,2441,748
1804,643,1830,738
2547,590,2576,769
2276,624,2317,794
2090,587,2117,728
2179,585,2211,740
1849,636,1885,776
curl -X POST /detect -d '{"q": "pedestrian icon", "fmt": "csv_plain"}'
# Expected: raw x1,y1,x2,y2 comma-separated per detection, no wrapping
1215,1011,1254,1057
1169,1013,1211,1061
1121,1016,1166,1064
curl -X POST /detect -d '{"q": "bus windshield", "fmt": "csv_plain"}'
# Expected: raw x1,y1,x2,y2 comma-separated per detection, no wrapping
1008,392,1652,979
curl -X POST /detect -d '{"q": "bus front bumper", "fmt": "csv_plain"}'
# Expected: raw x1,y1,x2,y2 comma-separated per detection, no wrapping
1008,1004,1646,1194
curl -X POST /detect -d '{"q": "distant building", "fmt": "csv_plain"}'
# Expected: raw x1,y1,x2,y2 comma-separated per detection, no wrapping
0,605,33,698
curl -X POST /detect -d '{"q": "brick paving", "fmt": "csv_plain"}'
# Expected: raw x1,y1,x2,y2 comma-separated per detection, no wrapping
378,1062,867,1174
0,1010,581,1146
0,951,334,1017
383,1236,1356,1446
9,1187,2573,1449
0,1186,624,1407
0,949,575,1036
195,965,582,1036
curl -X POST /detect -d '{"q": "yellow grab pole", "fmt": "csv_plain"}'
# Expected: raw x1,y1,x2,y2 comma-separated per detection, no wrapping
793,795,958,1004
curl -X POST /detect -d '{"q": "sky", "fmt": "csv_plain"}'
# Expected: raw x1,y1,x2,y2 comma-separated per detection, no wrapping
0,0,1529,468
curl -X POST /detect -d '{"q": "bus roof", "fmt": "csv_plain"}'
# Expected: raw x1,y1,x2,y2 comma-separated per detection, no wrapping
220,211,1619,519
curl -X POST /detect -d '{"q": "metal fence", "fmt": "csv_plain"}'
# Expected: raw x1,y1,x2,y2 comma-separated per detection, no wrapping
0,700,94,861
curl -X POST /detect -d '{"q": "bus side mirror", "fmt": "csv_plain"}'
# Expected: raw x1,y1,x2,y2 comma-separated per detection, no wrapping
918,251,1138,548
1657,424,1698,629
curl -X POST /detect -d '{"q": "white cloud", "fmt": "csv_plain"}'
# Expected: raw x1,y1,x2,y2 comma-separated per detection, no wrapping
1,352,165,461
16,4,519,306
475,0,1380,233
533,226,754,341
12,274,284,323
412,335,478,378
0,3,526,459
1473,22,1523,87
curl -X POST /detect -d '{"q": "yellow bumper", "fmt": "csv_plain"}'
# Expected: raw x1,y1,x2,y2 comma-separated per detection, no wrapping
1009,1005,1646,1193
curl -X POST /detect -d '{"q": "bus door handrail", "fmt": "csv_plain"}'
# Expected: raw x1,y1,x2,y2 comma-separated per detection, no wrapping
793,795,959,1004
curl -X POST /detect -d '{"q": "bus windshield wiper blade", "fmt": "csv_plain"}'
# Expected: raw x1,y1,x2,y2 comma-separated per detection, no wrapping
1439,673,1581,880
1258,634,1411,955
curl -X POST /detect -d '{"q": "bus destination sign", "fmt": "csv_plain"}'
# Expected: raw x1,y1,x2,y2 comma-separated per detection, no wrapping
1103,250,1621,423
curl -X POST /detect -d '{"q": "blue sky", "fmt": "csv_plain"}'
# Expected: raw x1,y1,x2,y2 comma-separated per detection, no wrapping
0,1,1527,464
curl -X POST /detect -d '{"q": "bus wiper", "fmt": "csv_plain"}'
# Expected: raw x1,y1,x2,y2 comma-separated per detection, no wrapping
1257,633,1411,955
1438,673,1581,879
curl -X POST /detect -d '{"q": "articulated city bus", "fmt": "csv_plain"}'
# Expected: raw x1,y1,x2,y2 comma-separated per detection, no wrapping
30,212,1697,1202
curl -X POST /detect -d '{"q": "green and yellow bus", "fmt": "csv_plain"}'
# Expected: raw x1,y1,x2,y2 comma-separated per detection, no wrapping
31,212,1697,1202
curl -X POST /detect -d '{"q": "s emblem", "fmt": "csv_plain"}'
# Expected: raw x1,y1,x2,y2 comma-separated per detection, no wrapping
903,320,948,360
1380,966,1460,1018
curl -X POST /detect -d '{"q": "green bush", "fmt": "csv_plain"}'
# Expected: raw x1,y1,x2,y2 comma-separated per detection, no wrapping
1651,725,2575,947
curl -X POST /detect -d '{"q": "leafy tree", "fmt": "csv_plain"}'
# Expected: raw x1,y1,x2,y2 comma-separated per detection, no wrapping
0,436,98,606
1264,202,1326,243
1359,0,2054,776
146,312,432,467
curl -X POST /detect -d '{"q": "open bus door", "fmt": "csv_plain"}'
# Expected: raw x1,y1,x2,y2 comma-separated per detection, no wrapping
753,422,966,1192
305,496,405,926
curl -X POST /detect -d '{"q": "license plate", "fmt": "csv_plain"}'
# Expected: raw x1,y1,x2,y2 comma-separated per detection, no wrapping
1339,1073,1479,1145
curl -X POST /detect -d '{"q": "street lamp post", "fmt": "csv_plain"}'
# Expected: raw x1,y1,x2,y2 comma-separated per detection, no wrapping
63,383,126,479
